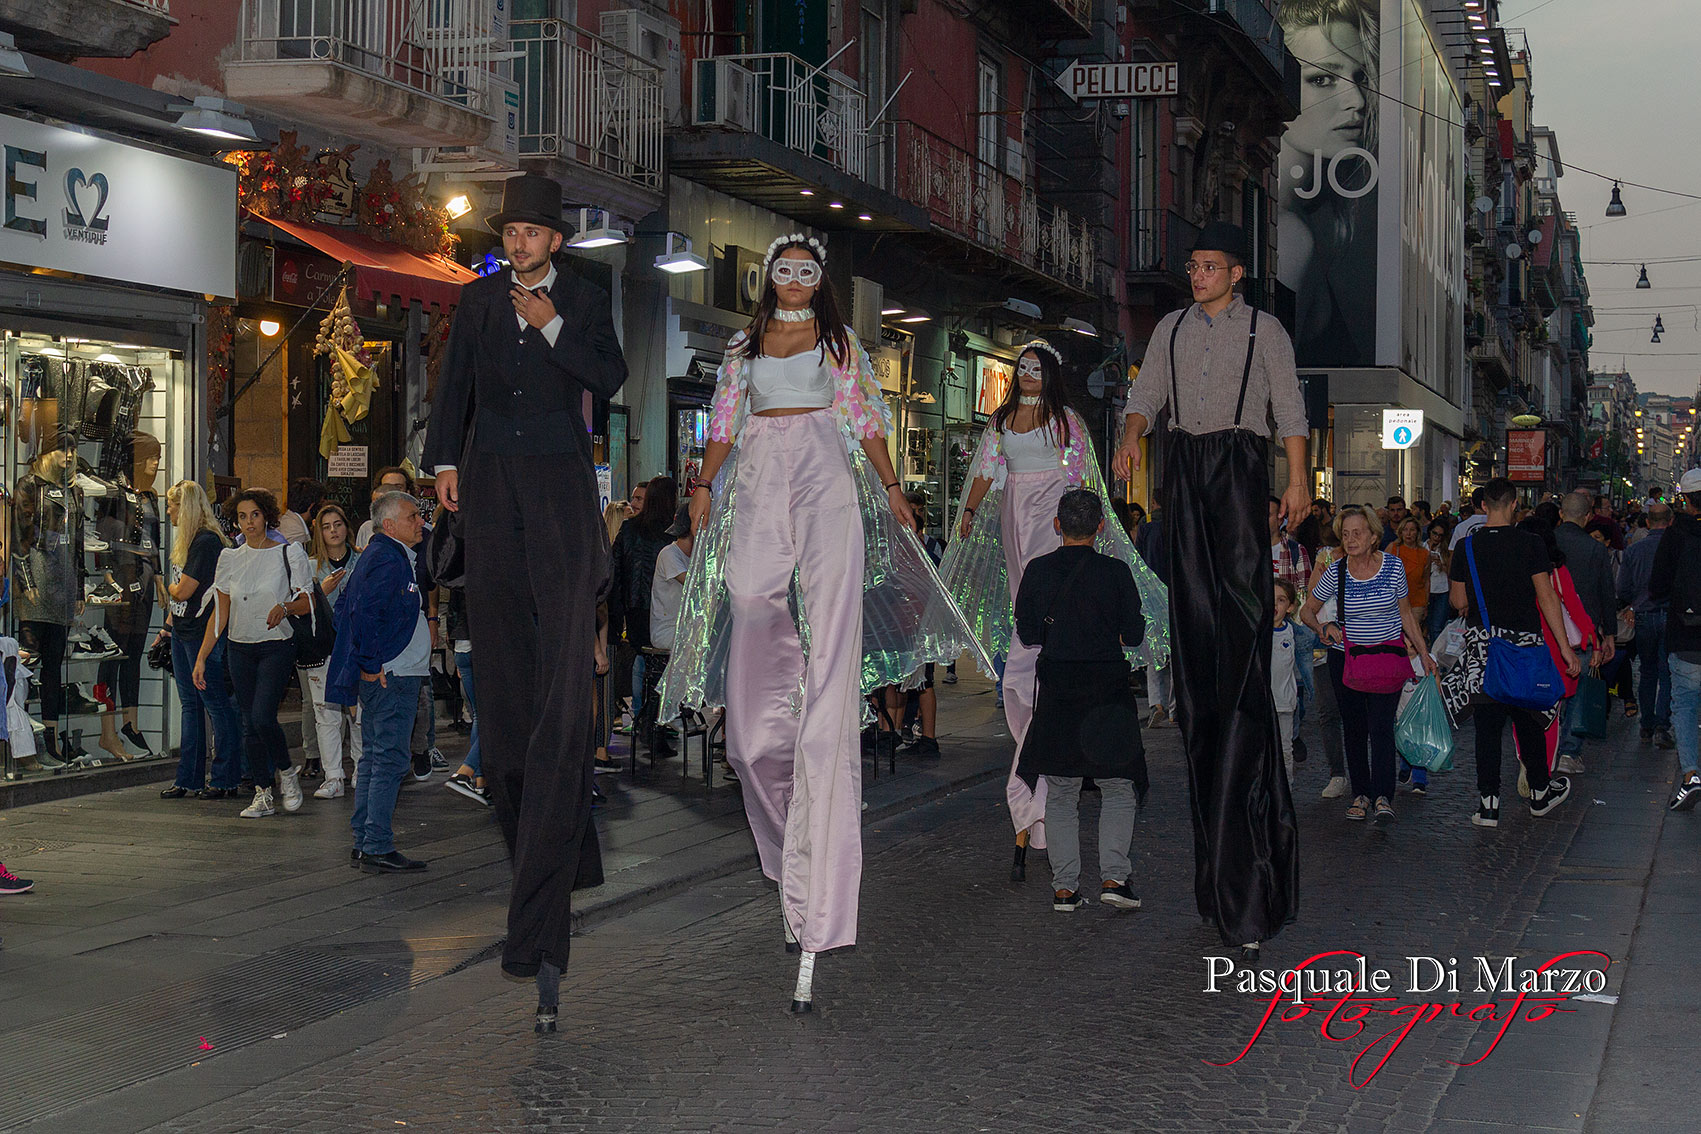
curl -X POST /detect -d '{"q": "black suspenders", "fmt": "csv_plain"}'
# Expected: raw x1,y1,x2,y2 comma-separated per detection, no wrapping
1167,304,1260,431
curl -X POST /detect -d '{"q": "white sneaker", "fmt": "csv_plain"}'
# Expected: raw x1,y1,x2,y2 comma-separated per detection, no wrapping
1556,755,1585,774
313,778,344,800
1320,776,1348,799
240,787,276,818
278,768,304,812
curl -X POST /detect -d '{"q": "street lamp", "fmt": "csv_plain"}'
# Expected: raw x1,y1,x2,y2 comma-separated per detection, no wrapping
1606,182,1628,217
1637,265,1652,289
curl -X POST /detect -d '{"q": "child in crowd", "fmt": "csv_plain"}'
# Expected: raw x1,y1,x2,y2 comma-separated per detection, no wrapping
1271,581,1300,784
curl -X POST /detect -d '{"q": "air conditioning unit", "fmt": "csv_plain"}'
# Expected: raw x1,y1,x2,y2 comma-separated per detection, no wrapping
600,7,682,121
417,76,521,172
694,58,756,131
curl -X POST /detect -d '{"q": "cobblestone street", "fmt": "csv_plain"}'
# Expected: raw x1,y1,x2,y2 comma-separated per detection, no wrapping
0,679,1692,1133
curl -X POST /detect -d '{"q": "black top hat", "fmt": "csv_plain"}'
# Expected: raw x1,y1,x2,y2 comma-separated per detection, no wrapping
1190,220,1247,260
486,174,566,234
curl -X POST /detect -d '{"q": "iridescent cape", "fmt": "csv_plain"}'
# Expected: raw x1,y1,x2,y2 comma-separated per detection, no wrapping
937,407,1171,670
656,328,993,720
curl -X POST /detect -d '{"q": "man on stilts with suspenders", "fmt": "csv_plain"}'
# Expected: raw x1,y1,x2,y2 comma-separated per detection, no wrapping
1112,222,1309,957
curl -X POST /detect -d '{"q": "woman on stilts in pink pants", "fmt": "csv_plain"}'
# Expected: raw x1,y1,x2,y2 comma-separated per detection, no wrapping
939,341,1170,882
659,236,987,1013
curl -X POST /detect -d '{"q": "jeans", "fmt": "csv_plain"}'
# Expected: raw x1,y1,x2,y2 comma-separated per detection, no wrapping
1426,593,1452,641
350,674,423,855
171,633,244,790
1475,700,1551,798
1043,775,1138,893
1671,655,1701,777
1145,661,1174,715
1328,650,1400,801
454,648,479,776
1292,623,1318,730
226,637,297,784
1633,611,1672,730
409,675,437,753
630,651,647,723
1557,695,1585,759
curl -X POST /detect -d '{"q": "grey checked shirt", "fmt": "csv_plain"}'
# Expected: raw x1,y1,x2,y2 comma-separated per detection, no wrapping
1126,297,1309,440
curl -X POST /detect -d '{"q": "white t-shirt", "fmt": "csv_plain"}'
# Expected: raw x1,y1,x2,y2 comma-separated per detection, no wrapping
1270,620,1298,713
277,510,310,546
1448,513,1486,550
649,541,691,651
211,541,314,644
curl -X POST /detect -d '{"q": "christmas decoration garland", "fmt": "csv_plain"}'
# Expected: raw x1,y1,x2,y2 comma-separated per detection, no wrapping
315,286,379,458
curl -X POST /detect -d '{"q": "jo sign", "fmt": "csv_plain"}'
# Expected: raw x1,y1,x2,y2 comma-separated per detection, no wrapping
1381,408,1424,450
1057,60,1179,101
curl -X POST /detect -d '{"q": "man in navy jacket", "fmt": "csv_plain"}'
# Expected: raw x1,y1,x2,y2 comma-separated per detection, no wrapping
327,491,431,873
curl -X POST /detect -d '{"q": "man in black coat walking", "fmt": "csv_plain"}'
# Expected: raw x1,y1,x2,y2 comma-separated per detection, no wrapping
1014,489,1147,914
425,174,627,1031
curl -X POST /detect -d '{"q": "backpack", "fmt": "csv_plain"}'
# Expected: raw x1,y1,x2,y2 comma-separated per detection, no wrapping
1671,525,1701,629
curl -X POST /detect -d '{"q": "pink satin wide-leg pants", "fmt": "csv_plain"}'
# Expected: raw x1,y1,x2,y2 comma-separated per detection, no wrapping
1001,468,1067,849
725,411,866,954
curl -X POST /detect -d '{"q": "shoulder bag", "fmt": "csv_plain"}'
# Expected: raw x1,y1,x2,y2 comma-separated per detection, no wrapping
1338,557,1412,694
1463,537,1563,710
282,545,337,668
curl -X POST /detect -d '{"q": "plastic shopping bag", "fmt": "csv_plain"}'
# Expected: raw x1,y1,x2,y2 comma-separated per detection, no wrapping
1432,617,1466,668
1395,675,1455,773
1570,671,1609,739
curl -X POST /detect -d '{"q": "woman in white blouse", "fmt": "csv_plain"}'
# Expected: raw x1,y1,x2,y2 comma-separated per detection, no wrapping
194,488,314,819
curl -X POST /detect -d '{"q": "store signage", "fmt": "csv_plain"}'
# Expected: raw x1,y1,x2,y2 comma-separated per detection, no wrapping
0,111,237,297
1057,60,1178,101
1508,429,1546,483
273,248,343,307
870,345,903,394
326,444,369,479
976,355,1013,417
1381,408,1424,449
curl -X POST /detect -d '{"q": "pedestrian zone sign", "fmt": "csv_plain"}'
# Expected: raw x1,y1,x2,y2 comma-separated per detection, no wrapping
1382,409,1424,450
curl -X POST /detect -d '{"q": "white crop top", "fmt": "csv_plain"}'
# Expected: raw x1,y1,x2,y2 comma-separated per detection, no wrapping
1001,424,1062,472
747,349,833,413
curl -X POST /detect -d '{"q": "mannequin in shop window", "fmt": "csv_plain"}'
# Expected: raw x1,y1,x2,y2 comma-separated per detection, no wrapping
92,431,168,762
10,431,85,767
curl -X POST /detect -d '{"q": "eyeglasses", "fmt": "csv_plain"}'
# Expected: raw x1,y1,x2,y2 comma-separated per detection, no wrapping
770,259,822,287
1183,261,1231,277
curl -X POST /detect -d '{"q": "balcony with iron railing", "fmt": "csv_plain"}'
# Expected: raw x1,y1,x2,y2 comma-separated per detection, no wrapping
708,52,870,182
996,0,1093,38
512,18,664,199
0,0,174,58
1201,0,1301,110
895,121,1094,293
227,0,500,149
1127,207,1199,295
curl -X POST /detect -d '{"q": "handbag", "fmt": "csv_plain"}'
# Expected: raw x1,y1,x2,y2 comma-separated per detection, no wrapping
282,546,337,668
1338,558,1411,694
1463,538,1564,711
1570,668,1610,739
146,632,173,674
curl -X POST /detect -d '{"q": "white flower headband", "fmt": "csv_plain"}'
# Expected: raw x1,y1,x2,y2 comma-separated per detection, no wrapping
762,232,828,276
1022,339,1064,366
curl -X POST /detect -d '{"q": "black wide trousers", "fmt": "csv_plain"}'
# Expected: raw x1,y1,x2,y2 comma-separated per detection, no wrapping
1163,428,1299,947
463,448,607,977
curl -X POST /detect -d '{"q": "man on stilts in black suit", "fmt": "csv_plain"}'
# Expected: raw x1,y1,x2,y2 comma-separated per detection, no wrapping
425,174,628,1031
1112,221,1307,958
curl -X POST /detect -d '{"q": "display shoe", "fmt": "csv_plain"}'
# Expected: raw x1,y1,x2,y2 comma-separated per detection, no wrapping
277,767,304,813
120,724,154,757
64,686,106,715
90,684,116,712
84,579,126,606
790,950,817,1014
240,787,276,818
313,779,345,800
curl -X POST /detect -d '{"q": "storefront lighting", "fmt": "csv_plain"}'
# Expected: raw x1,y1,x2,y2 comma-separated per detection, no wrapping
881,307,906,316
858,213,873,222
172,96,258,142
828,201,845,209
443,193,473,220
37,346,63,357
654,232,708,274
259,319,282,337
1475,35,1492,45
800,189,815,196
1635,264,1650,287
1608,183,1629,218
0,32,30,78
1062,317,1099,337
899,309,933,323
566,208,628,249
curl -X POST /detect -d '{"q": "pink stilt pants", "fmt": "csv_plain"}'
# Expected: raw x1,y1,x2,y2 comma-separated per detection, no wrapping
1001,467,1066,849
725,412,866,953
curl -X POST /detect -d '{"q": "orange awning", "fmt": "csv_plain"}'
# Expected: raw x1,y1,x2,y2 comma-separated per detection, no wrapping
250,211,477,311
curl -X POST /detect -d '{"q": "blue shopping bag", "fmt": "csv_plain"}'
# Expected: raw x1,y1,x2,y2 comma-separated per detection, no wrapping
1395,675,1455,773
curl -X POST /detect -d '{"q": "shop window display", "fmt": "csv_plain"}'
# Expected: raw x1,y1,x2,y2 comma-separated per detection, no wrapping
3,333,178,779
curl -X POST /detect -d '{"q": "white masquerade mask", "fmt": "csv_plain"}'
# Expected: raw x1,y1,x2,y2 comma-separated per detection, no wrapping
1017,358,1044,379
770,258,823,288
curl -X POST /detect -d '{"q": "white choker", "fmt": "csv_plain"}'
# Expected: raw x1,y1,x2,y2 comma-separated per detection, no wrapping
1019,395,1041,406
772,307,815,323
